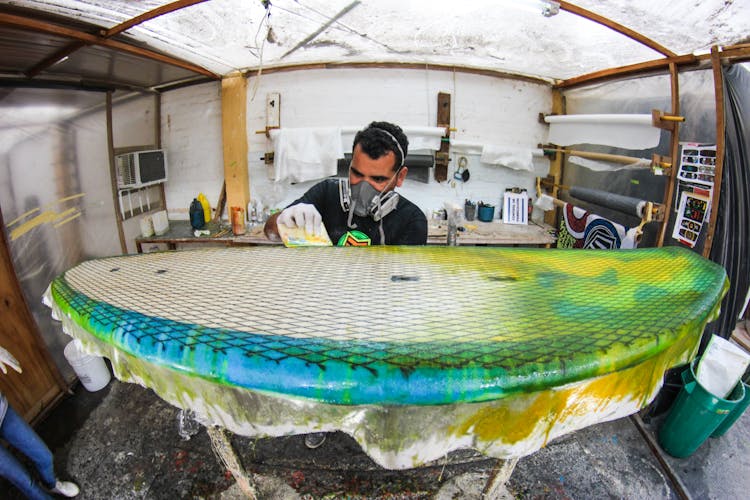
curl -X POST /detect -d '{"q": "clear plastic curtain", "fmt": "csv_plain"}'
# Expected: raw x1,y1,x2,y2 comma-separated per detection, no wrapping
707,63,750,338
1,88,120,379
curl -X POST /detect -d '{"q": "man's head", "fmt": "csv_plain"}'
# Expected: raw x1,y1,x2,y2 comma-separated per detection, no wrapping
350,121,409,193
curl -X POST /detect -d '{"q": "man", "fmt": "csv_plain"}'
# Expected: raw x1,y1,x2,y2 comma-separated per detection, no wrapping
264,121,427,246
264,122,426,449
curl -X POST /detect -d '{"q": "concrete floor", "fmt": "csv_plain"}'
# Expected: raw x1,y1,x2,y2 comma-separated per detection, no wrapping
1,373,749,499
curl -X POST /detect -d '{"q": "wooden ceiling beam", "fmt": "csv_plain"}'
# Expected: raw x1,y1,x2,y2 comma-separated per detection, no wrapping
559,1,677,58
101,0,210,38
25,41,86,79
25,1,210,78
555,54,699,89
556,43,750,89
0,10,218,80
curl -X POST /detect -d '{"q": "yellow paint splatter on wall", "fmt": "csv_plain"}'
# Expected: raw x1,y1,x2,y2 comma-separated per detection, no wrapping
7,193,85,241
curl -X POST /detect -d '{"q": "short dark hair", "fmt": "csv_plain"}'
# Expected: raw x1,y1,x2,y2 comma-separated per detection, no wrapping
352,121,409,172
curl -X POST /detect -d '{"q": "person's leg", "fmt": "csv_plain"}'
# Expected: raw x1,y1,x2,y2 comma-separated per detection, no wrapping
0,437,52,500
0,405,57,489
1,405,79,498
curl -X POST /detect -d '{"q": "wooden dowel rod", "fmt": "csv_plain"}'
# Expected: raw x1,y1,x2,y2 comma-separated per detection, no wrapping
545,148,646,165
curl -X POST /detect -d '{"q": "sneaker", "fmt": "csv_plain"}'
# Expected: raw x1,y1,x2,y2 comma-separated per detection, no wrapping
304,432,327,449
51,480,80,497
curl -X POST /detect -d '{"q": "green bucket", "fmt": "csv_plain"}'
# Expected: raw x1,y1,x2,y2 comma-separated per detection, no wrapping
711,380,750,437
657,359,746,458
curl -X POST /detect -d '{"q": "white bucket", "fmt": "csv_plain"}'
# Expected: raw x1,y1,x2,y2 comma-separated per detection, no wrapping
63,340,111,392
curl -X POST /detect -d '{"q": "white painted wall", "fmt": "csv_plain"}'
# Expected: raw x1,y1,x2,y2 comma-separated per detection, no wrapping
161,83,224,218
162,68,553,221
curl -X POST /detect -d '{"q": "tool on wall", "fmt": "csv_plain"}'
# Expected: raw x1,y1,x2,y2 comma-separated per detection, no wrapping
453,156,470,184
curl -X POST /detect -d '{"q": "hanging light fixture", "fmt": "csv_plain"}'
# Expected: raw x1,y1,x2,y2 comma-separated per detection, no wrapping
499,0,561,17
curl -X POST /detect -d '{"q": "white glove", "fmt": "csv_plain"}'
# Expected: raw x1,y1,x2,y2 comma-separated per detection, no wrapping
277,203,322,236
0,346,22,375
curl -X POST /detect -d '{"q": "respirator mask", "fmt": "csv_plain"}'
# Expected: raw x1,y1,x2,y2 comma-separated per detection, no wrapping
339,174,400,222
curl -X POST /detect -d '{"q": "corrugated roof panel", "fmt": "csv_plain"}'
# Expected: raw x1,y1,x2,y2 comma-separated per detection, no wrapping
0,25,72,76
51,44,203,88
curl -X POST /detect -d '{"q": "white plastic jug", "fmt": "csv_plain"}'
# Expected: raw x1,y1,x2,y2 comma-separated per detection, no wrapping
63,340,111,392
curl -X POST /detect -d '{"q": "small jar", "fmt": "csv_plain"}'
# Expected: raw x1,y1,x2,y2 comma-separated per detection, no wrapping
231,206,246,235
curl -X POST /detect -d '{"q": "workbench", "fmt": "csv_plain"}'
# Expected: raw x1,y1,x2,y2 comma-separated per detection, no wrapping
45,245,727,499
427,219,557,246
136,219,557,252
135,220,273,253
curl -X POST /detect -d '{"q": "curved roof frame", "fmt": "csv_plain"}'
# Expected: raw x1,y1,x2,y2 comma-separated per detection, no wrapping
0,1,748,91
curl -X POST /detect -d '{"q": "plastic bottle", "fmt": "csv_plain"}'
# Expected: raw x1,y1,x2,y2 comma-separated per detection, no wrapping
197,193,211,222
189,198,205,229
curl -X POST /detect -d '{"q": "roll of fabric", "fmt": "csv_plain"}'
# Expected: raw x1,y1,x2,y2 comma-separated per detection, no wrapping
341,126,444,152
569,186,647,218
545,114,659,149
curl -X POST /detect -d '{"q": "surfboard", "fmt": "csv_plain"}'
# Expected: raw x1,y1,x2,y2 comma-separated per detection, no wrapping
45,246,727,468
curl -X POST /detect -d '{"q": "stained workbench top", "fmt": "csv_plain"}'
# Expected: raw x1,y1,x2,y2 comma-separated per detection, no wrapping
136,219,557,251
427,219,557,246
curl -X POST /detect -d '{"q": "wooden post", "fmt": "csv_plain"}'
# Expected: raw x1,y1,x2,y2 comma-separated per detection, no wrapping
482,457,519,498
221,73,250,217
106,91,128,254
703,47,726,258
155,93,168,215
544,89,565,228
435,92,451,182
655,63,681,247
206,426,257,499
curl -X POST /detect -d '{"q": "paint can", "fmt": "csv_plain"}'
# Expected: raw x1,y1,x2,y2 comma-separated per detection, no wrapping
63,339,111,392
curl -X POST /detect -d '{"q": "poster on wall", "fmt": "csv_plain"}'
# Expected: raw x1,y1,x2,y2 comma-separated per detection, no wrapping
674,142,716,214
677,143,717,186
672,191,710,248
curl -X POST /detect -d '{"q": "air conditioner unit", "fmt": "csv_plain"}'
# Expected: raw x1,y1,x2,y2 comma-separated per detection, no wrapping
115,149,168,189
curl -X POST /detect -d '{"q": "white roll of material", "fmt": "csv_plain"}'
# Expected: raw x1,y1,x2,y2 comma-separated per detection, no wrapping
341,126,445,152
545,114,659,150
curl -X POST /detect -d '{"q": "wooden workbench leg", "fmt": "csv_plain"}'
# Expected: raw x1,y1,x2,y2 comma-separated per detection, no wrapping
482,457,518,499
206,426,257,499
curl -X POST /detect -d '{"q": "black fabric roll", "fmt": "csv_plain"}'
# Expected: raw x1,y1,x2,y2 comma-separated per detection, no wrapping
569,186,647,217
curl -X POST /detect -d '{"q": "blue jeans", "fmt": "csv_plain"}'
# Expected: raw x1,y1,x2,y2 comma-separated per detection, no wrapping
0,404,55,500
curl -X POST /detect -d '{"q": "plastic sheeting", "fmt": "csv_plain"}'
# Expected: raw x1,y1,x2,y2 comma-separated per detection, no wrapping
707,63,750,338
561,70,718,248
0,87,121,379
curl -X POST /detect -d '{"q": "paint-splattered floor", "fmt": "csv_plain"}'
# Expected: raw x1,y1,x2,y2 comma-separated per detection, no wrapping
1,373,749,499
